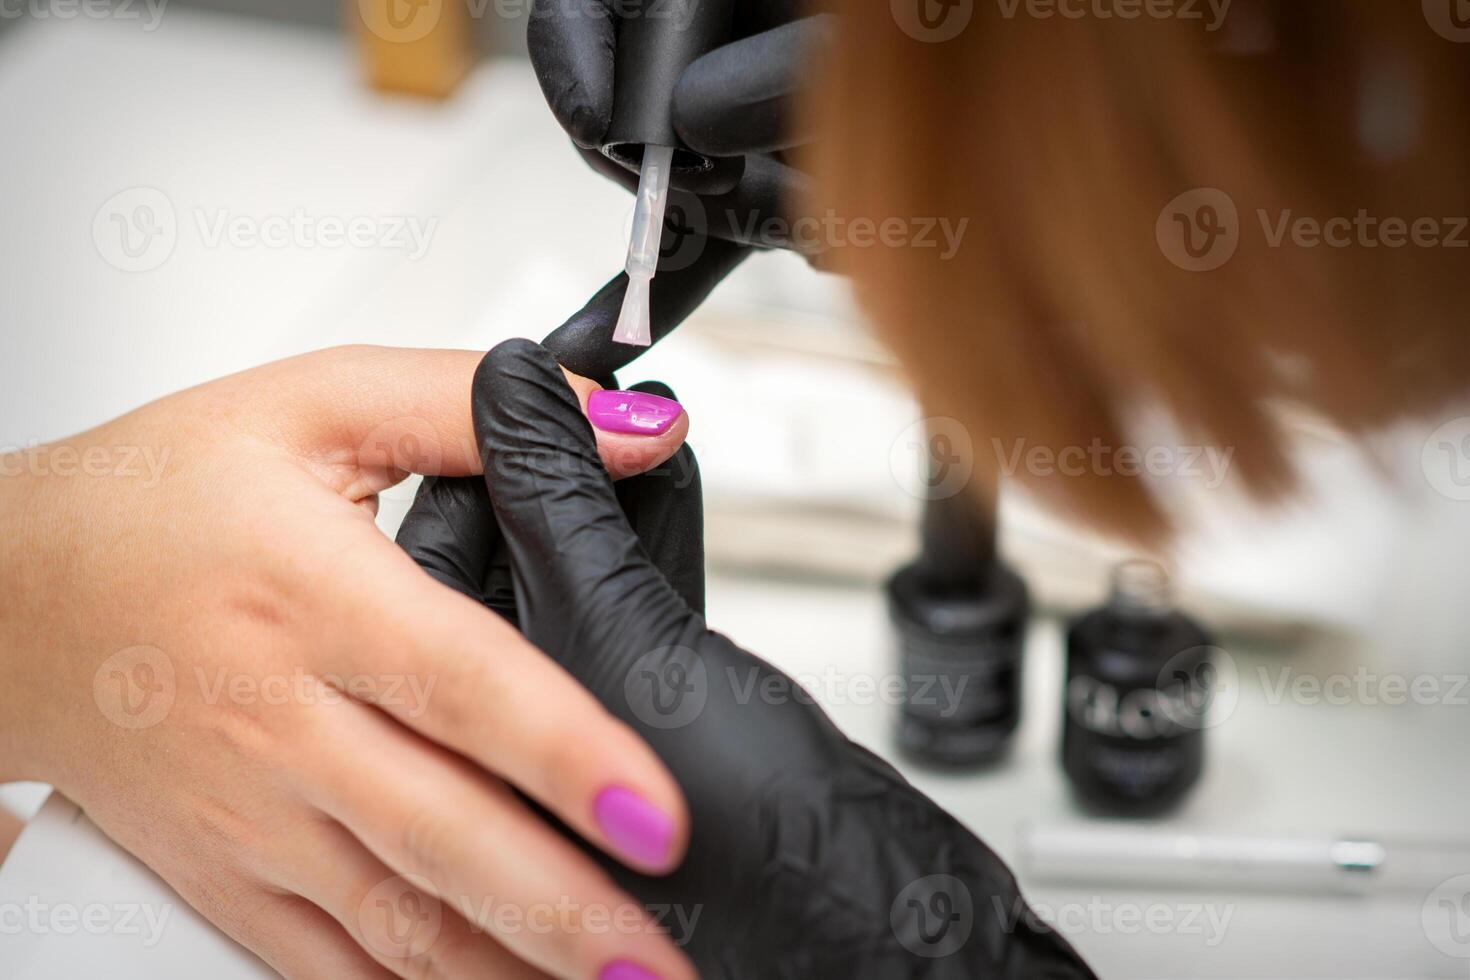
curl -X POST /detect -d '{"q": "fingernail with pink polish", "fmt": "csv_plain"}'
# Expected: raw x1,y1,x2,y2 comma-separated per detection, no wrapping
600,961,662,980
594,786,675,870
587,390,683,436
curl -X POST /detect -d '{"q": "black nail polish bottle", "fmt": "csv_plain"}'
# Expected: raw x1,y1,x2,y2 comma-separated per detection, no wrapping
887,494,1029,768
1061,561,1214,815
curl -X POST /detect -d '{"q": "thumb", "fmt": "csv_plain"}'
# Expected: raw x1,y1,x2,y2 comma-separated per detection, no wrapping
254,345,686,484
474,339,698,686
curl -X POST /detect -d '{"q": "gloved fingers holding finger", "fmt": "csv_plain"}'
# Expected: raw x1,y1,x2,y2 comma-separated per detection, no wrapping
615,381,707,617
396,475,498,607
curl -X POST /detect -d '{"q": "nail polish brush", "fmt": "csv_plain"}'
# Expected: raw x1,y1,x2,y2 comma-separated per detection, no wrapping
614,145,676,346
600,0,735,346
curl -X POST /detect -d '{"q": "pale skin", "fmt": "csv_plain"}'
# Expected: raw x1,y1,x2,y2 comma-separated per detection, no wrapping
0,345,697,980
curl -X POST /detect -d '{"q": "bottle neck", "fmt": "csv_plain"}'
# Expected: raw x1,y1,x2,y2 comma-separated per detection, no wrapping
915,493,999,591
1108,559,1173,618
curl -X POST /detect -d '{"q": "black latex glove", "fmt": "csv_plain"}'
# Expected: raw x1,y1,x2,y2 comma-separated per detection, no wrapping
528,0,829,250
527,0,832,378
397,339,1097,980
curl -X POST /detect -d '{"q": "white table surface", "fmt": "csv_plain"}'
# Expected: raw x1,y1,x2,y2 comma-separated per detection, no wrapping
3,10,1469,979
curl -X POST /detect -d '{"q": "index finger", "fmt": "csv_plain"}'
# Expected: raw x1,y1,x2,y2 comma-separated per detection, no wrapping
544,237,750,380
323,528,692,880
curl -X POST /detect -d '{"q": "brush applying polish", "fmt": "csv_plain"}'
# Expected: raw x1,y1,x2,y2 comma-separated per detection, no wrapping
613,145,676,347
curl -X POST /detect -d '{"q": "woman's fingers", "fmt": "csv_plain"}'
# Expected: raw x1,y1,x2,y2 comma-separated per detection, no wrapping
291,693,695,980
318,530,689,878
269,815,552,980
208,887,395,980
241,345,685,490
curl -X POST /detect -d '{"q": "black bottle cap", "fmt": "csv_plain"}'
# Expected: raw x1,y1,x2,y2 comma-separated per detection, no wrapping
602,0,736,175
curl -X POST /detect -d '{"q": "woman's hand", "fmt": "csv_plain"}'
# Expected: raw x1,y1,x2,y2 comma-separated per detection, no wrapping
0,345,698,980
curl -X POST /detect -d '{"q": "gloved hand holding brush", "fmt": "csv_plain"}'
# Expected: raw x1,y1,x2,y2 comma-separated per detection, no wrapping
529,0,829,252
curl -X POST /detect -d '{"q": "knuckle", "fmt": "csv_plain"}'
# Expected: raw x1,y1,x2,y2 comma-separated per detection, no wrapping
524,707,605,803
398,805,458,888
418,924,476,980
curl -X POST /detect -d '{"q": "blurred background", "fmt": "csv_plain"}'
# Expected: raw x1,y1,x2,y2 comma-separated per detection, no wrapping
3,2,1470,977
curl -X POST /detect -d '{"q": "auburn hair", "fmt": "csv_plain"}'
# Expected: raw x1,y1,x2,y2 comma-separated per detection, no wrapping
806,0,1470,542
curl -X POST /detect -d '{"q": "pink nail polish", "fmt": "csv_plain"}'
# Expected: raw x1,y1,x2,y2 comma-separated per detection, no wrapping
593,786,675,870
600,961,662,980
587,390,683,436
